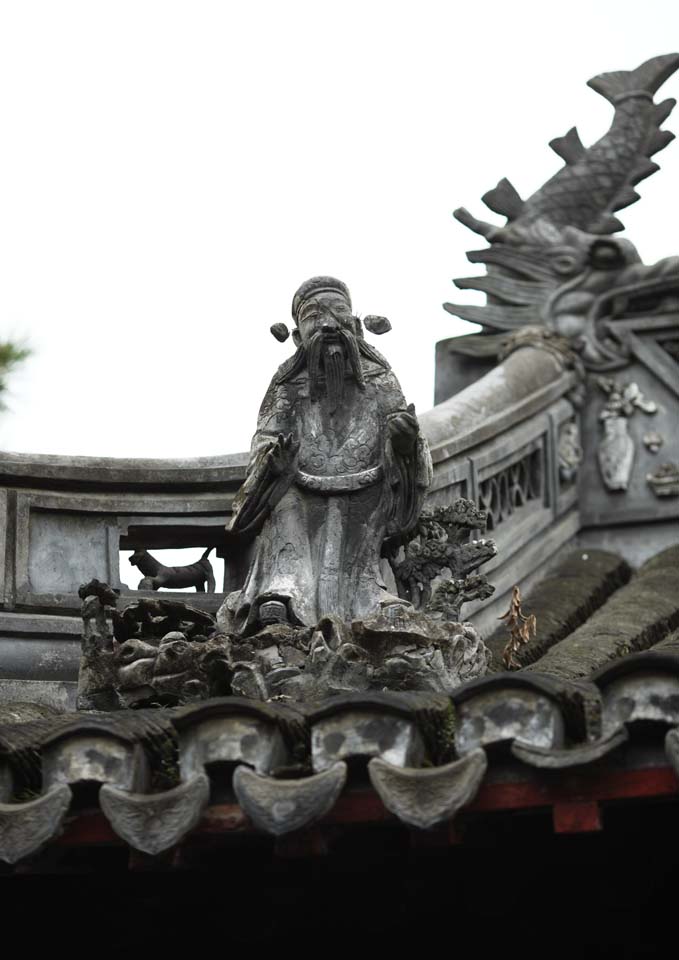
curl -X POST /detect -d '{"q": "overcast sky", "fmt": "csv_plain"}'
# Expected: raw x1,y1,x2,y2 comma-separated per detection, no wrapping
1,0,677,459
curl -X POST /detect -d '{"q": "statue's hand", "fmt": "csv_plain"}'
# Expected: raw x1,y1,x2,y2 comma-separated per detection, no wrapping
388,405,419,453
266,433,299,476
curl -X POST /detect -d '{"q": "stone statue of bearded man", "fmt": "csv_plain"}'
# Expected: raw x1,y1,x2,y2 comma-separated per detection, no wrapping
221,277,432,635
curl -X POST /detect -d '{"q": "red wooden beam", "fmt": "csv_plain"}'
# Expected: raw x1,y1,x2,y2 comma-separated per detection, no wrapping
552,800,602,834
54,763,679,848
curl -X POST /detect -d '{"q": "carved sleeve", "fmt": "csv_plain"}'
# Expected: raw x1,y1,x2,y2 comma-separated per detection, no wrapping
378,370,433,543
227,379,297,540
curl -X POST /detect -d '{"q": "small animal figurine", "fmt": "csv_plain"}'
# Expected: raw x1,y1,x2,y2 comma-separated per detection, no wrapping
129,547,216,592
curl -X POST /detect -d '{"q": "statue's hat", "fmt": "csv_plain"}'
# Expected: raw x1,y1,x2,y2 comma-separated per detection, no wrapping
291,276,351,320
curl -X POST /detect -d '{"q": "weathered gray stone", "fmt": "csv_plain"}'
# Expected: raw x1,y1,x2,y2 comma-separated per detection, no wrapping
510,726,628,769
0,784,72,864
311,709,425,772
42,733,149,792
484,549,631,671
524,546,679,680
99,773,210,855
453,677,566,755
233,761,347,836
0,680,77,711
596,379,658,492
593,653,679,736
647,462,679,497
221,276,432,637
176,705,289,779
368,749,487,829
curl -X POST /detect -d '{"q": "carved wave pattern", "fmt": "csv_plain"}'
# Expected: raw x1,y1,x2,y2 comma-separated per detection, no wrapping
478,449,543,531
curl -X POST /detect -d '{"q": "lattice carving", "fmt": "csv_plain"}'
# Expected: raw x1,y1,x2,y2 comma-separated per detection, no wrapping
478,448,543,531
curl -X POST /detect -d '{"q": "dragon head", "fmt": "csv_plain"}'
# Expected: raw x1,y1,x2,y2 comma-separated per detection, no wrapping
445,54,679,372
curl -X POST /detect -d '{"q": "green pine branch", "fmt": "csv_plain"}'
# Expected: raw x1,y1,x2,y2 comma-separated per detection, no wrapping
0,340,30,409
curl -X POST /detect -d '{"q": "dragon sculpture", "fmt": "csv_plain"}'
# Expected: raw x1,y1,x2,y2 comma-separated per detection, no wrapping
445,53,679,371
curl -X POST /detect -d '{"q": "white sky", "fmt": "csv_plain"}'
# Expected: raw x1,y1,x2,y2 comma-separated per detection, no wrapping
1,0,678,458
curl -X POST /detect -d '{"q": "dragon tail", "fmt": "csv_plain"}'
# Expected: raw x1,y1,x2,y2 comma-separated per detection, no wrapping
587,54,679,217
587,53,679,104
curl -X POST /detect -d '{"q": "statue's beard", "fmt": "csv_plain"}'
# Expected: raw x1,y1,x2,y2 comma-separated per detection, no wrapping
307,329,365,412
276,325,389,400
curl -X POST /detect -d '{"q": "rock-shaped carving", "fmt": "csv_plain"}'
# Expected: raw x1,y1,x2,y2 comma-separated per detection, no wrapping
647,463,679,497
237,609,491,700
77,580,121,711
129,547,216,592
78,563,495,706
596,378,657,491
77,585,230,710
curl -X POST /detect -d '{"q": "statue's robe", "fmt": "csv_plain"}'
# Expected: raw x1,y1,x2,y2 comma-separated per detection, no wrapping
224,353,432,634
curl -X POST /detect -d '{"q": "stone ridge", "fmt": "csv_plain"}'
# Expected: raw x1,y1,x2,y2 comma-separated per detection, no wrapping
523,545,679,680
484,549,631,671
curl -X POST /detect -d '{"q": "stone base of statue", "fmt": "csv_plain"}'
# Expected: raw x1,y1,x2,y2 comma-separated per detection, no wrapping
76,589,491,709
222,607,490,702
76,496,497,708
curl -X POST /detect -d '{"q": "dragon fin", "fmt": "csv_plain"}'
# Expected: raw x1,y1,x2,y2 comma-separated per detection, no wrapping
611,186,640,213
549,127,586,165
655,97,677,125
454,275,554,305
453,207,499,240
588,213,625,235
587,53,679,104
481,178,524,221
630,158,660,184
467,247,556,282
648,128,676,155
446,333,510,358
443,302,536,330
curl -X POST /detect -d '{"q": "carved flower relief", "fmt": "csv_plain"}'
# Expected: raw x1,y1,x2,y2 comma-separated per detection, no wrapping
597,379,657,419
